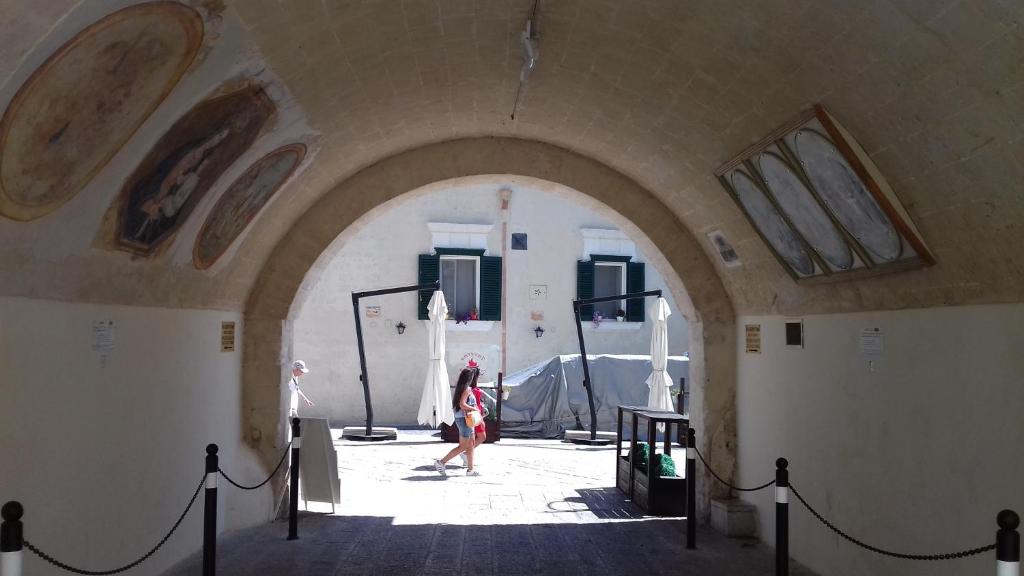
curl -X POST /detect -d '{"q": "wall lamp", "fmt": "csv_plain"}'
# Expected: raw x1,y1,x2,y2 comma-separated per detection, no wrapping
396,321,407,335
534,325,545,338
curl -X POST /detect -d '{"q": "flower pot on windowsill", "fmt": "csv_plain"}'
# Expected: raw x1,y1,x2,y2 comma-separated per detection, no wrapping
616,317,624,322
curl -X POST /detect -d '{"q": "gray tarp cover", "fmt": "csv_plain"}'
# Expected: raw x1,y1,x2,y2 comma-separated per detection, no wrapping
500,354,689,438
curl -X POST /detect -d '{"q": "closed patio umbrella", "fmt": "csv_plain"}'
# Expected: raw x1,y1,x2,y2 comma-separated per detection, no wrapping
646,297,674,416
418,290,454,427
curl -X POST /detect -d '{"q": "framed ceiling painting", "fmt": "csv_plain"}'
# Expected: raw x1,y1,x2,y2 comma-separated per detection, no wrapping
193,143,306,270
715,105,934,284
0,2,203,221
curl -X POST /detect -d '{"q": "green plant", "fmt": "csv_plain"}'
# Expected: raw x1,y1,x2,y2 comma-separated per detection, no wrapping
631,442,678,477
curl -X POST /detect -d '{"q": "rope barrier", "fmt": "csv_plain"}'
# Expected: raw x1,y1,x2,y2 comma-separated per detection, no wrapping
218,440,291,491
789,483,997,561
22,475,205,575
693,446,776,492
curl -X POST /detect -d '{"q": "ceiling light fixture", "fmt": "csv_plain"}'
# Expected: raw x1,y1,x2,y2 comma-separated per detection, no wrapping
511,0,540,120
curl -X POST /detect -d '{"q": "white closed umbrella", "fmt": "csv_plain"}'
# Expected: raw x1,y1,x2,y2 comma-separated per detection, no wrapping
646,297,674,415
418,291,454,427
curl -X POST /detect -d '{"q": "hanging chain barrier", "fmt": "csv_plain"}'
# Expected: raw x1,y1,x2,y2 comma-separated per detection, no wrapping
218,440,292,491
788,483,997,561
693,445,776,492
22,475,205,575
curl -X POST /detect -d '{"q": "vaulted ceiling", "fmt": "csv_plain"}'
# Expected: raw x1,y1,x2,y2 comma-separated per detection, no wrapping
1,0,1021,314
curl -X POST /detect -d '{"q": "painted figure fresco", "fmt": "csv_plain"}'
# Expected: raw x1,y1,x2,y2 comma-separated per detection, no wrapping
115,85,275,256
193,143,306,270
0,3,203,221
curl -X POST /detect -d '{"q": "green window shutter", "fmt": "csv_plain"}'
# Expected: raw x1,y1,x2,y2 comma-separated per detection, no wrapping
576,260,595,320
418,254,439,320
626,261,645,322
479,256,502,321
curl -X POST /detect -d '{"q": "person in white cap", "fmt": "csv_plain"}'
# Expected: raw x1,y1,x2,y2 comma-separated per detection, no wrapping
288,360,315,417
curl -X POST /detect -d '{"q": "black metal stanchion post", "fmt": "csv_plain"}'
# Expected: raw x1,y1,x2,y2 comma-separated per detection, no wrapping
776,458,789,576
686,428,697,550
676,377,686,445
288,417,301,541
203,444,218,576
997,509,1020,576
1,501,24,576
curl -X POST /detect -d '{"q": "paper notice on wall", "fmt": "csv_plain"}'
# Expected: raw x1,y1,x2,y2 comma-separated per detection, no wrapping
744,324,761,353
92,320,116,367
859,328,884,355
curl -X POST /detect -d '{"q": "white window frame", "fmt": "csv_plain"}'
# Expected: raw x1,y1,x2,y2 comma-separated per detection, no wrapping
440,254,480,318
593,261,627,318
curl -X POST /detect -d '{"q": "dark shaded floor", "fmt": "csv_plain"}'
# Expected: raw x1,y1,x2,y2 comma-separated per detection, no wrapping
165,509,819,576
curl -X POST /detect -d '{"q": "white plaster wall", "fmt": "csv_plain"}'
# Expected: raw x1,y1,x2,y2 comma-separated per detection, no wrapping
735,304,1024,576
291,182,689,426
0,297,271,576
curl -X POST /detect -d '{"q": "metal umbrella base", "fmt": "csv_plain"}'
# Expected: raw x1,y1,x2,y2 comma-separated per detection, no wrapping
564,429,616,446
340,426,398,442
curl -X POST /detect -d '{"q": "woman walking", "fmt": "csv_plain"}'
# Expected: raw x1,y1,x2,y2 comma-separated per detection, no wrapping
461,367,489,466
434,368,482,477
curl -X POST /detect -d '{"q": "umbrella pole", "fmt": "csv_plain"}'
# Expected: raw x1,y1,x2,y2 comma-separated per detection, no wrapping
344,281,440,441
573,302,600,441
352,292,373,437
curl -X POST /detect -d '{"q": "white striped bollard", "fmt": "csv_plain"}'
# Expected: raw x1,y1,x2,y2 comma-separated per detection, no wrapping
776,458,789,576
288,418,301,541
203,444,218,576
686,427,696,549
1,502,23,576
998,510,1020,576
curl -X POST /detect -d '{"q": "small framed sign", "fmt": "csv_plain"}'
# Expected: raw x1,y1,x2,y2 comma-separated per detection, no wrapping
221,321,236,352
745,324,761,353
785,320,804,348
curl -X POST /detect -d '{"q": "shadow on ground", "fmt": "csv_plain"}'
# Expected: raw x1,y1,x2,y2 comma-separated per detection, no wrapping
164,510,819,576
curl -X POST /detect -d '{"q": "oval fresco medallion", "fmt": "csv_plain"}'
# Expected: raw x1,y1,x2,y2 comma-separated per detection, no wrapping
114,84,275,257
0,2,204,221
793,129,902,263
730,169,815,276
757,152,853,271
193,144,306,270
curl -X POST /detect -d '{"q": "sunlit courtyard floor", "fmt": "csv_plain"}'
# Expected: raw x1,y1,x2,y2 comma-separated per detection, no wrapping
165,430,818,575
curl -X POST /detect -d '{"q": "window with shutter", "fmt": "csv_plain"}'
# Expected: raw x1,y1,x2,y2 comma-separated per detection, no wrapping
420,250,501,322
626,261,646,321
417,254,440,320
479,256,502,321
577,256,646,322
576,260,594,320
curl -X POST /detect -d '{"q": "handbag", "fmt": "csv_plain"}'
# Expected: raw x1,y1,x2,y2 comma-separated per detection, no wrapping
465,409,483,428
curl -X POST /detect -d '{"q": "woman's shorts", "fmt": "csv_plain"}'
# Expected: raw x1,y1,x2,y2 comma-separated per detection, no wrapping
454,416,474,438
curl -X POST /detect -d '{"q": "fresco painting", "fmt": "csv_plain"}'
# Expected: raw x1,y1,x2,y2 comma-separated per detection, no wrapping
193,143,305,270
115,85,275,256
0,2,203,221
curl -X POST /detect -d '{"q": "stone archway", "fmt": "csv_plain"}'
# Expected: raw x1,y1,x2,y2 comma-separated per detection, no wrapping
243,137,737,511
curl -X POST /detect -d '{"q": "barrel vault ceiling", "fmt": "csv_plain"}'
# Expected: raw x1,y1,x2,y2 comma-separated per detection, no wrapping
1,0,1021,314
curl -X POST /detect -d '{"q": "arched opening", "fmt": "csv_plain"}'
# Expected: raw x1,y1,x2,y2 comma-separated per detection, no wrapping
289,175,691,431
243,137,737,510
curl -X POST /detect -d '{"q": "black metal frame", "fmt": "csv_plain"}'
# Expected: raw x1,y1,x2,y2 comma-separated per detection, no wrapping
350,281,440,441
571,289,662,445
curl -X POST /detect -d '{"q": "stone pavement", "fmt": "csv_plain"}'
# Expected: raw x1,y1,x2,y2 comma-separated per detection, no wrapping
164,431,819,575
